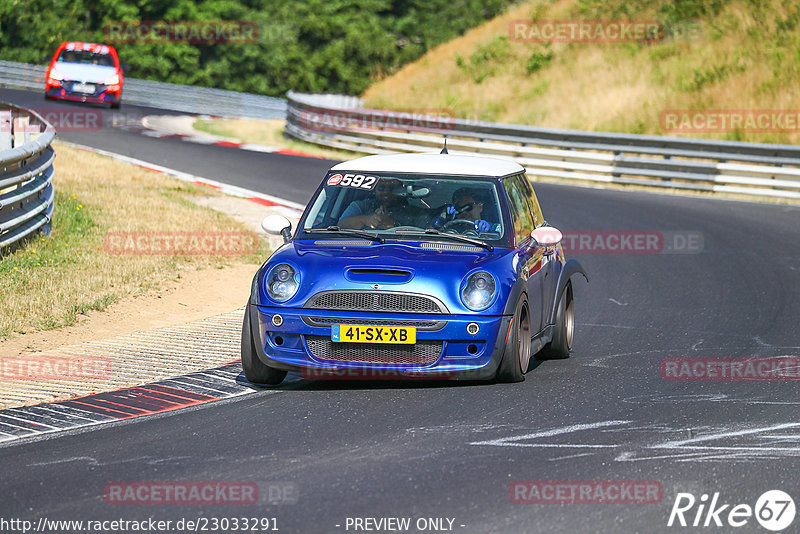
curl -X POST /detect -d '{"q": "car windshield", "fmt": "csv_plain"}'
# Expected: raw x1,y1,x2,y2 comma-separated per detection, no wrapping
302,172,506,242
58,50,115,67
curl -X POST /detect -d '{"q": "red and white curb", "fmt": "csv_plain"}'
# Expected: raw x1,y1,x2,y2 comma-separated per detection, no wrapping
0,363,261,445
140,114,326,159
59,141,305,218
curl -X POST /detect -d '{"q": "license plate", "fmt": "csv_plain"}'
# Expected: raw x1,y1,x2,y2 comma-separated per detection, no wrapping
331,324,416,344
72,82,95,94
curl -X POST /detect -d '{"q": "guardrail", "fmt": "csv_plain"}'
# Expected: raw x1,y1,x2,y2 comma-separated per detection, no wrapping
0,60,286,120
0,103,55,250
286,91,800,200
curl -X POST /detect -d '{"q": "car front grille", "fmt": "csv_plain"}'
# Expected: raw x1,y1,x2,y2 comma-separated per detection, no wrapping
301,316,445,331
305,291,447,314
305,335,443,365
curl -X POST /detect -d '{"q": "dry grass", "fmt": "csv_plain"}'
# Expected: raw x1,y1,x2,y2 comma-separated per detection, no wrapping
194,118,363,160
363,0,800,145
0,142,265,338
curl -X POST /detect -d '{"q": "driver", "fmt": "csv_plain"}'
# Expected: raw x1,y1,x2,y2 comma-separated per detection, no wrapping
338,178,408,230
432,188,498,233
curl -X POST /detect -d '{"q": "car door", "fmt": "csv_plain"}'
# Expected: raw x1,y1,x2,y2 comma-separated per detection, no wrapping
519,174,559,326
503,174,545,334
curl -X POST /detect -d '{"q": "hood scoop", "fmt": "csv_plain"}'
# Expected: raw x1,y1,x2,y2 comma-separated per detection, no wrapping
345,267,414,284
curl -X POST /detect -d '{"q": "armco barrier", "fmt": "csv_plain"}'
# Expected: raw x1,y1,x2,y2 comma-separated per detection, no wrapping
285,91,800,200
0,60,286,120
0,103,55,250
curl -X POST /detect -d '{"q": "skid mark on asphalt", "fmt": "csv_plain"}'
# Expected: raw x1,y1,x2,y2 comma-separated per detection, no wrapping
580,345,800,369
623,393,800,406
469,420,631,448
469,419,800,463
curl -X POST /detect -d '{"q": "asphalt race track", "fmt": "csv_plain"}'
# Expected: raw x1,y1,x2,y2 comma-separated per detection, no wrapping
0,87,334,206
1,87,799,533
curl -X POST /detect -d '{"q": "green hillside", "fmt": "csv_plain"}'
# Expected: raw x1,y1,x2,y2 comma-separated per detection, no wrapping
363,0,800,144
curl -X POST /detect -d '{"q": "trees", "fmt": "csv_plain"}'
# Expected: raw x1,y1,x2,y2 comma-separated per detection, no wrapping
0,0,511,95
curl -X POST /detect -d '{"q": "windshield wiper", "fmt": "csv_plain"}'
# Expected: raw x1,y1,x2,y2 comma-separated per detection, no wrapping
304,226,386,244
394,229,493,252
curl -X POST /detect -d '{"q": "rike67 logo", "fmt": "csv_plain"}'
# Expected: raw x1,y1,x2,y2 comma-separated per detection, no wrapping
668,490,795,531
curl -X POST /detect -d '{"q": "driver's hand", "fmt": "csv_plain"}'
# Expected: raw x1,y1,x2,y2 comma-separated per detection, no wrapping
365,206,394,229
475,219,491,232
431,205,457,229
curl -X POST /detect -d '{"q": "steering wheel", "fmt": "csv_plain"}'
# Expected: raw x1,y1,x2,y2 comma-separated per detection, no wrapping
441,218,477,235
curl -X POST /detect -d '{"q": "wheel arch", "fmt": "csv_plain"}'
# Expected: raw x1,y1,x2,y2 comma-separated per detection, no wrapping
548,259,587,325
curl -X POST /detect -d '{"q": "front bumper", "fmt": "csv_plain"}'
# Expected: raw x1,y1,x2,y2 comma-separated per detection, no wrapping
249,304,511,381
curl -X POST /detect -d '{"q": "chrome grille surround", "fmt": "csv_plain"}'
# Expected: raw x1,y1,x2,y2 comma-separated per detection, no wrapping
306,335,443,365
302,316,446,331
304,291,448,314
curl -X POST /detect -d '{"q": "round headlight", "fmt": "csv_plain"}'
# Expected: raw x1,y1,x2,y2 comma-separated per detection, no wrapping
461,271,497,311
266,263,299,302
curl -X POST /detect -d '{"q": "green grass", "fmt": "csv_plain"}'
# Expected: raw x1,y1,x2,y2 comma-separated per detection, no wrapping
0,143,268,339
1,191,94,277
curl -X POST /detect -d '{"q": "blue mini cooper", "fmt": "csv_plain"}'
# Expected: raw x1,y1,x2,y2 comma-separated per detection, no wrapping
242,153,587,384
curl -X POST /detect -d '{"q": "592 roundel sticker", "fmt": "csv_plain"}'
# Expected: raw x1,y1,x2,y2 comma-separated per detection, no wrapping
326,173,377,190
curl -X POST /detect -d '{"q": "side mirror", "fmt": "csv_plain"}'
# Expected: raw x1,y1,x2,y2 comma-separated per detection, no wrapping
531,226,562,254
121,64,131,73
262,215,292,243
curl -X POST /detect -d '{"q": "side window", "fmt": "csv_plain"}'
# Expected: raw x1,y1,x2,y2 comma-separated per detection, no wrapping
519,174,545,226
503,175,535,246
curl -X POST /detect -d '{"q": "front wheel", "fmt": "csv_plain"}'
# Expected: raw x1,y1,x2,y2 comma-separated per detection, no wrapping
241,306,287,385
496,295,531,383
539,283,574,360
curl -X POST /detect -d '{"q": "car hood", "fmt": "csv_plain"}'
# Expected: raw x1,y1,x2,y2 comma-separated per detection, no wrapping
52,63,117,83
256,239,518,315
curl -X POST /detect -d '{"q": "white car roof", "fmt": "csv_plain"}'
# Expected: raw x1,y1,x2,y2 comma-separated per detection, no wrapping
330,153,524,178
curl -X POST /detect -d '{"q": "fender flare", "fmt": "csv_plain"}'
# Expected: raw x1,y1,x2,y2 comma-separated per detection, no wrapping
548,259,588,325
502,278,528,316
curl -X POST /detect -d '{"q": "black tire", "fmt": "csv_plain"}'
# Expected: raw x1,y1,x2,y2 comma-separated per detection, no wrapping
110,100,121,109
539,283,574,360
496,295,531,383
241,306,287,385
